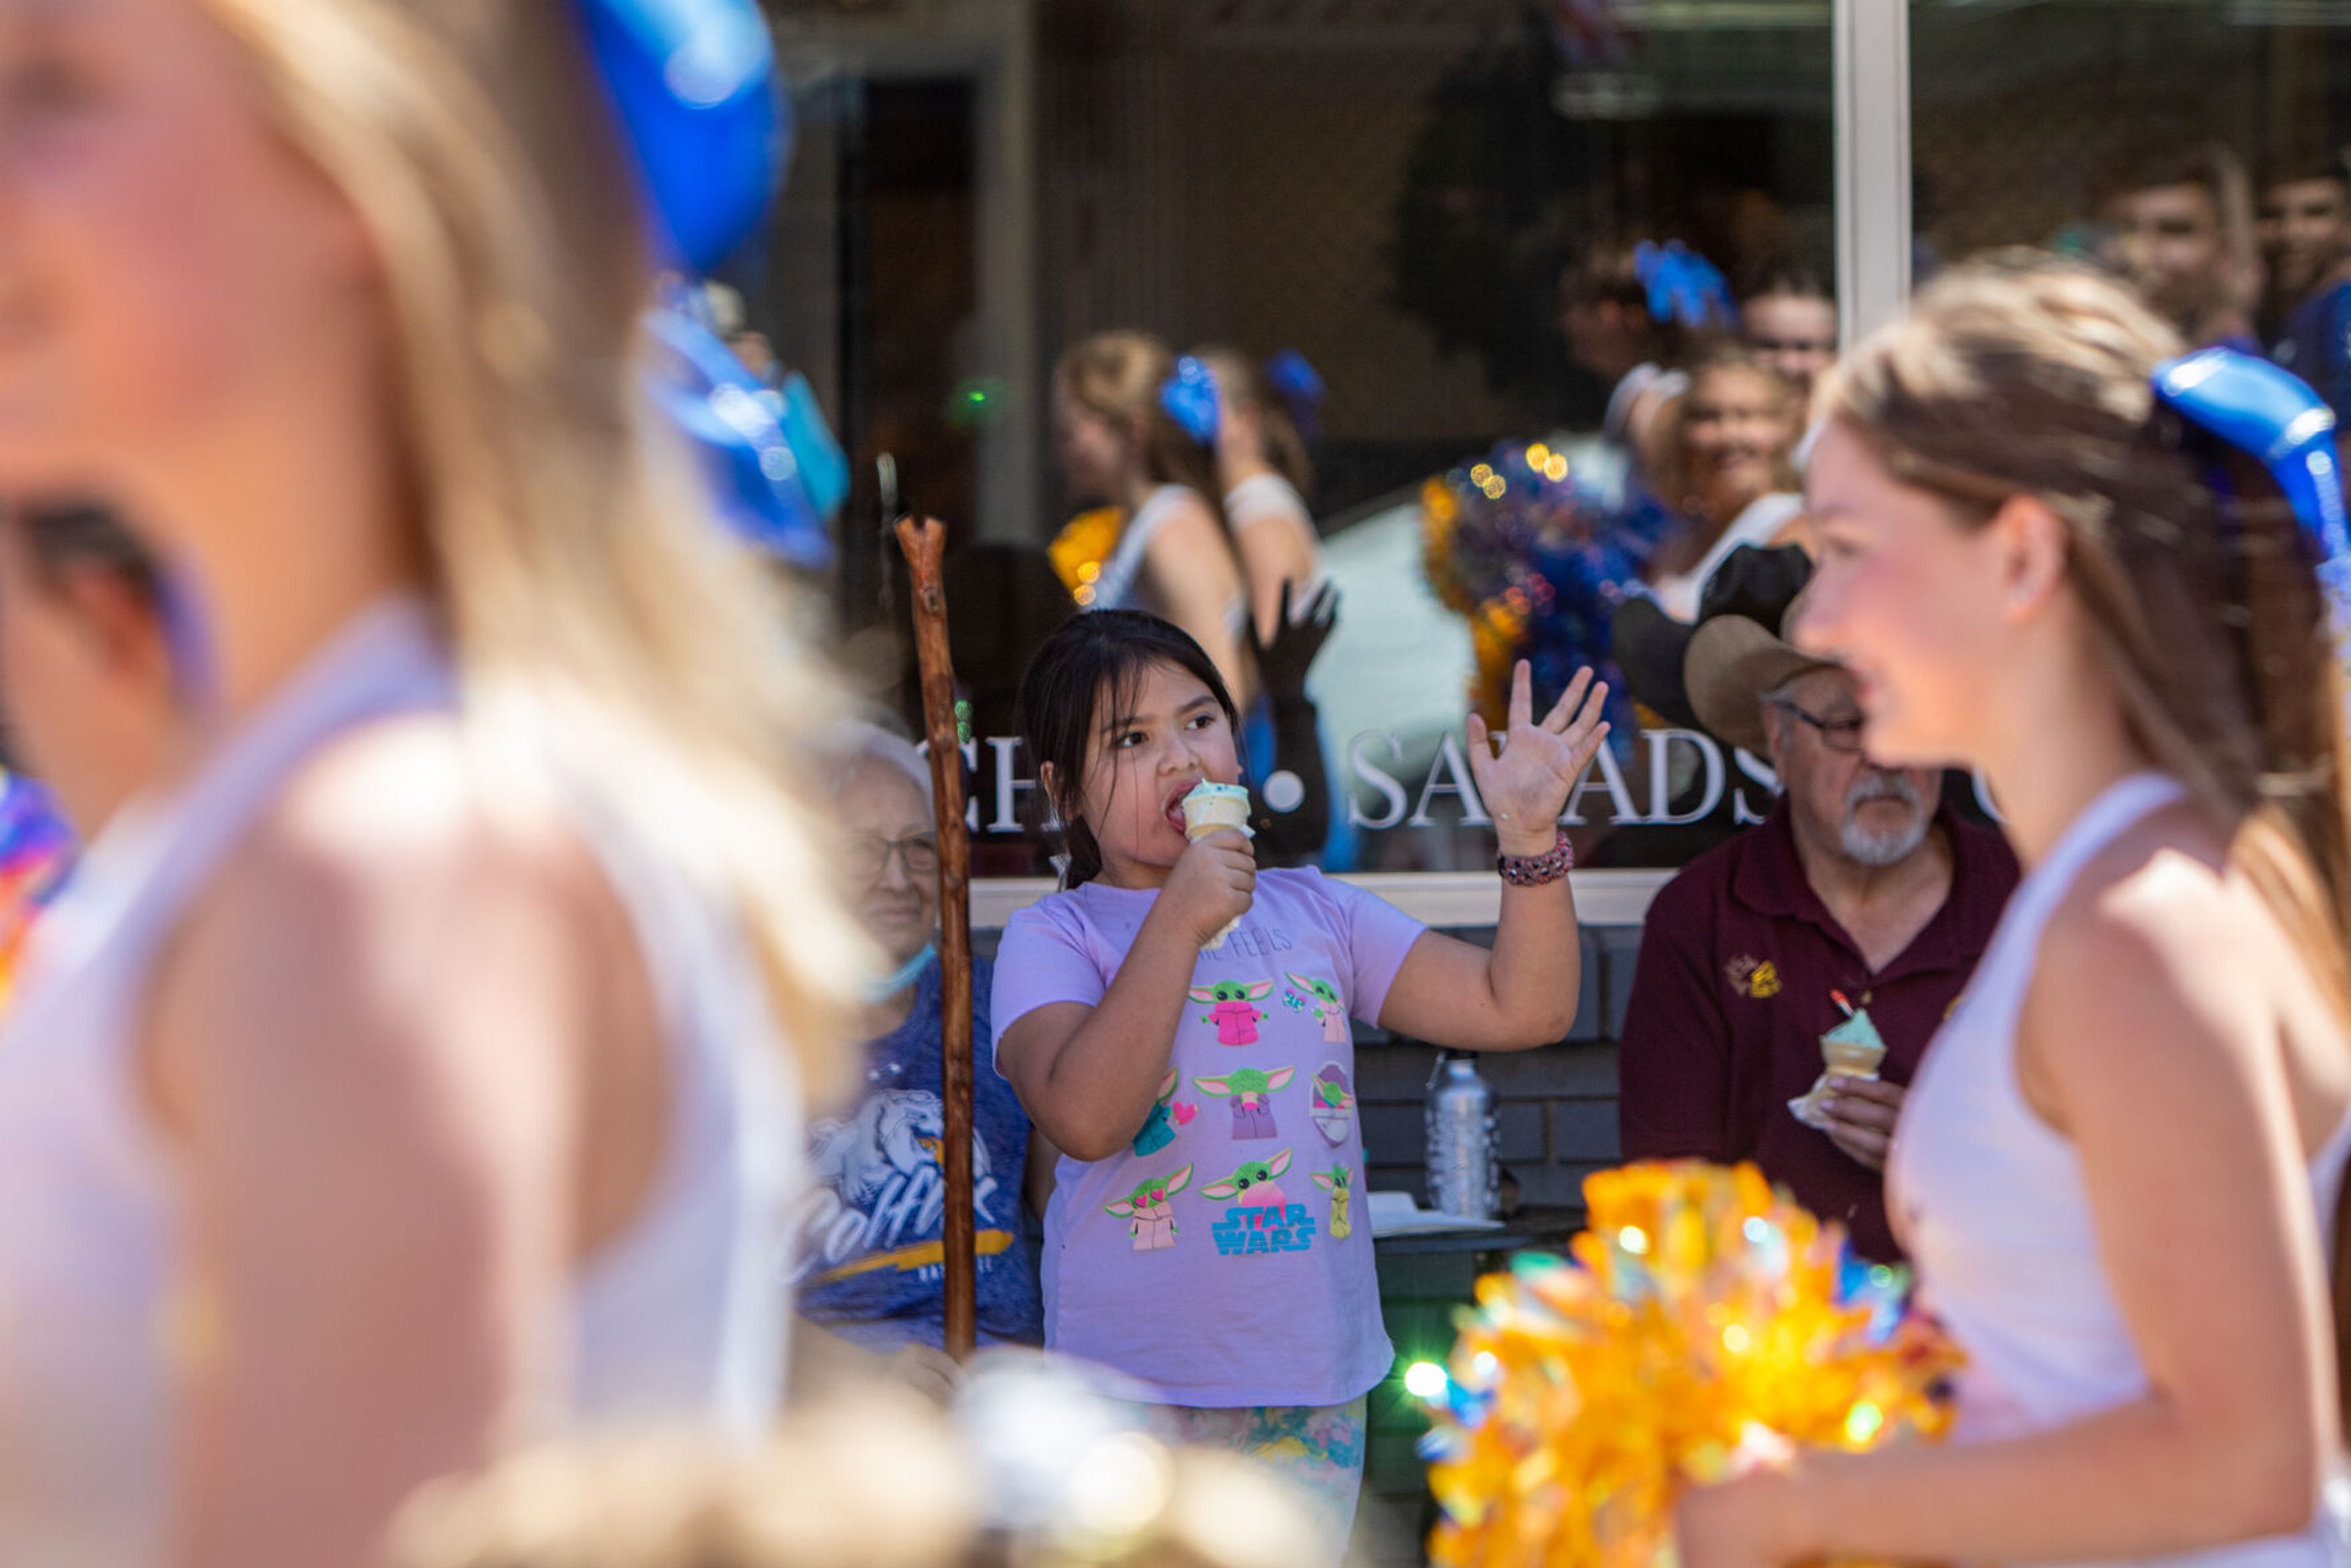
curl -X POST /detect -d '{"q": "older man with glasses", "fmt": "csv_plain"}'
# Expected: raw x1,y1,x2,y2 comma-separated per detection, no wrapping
1614,549,2018,1261
790,725,1051,1399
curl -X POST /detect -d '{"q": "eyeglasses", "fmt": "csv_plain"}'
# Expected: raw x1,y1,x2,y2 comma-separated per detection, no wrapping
1768,699,1867,755
846,833,940,879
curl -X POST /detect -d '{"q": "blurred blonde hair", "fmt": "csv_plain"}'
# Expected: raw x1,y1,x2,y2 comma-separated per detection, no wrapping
386,1390,1341,1568
1054,331,1229,523
386,1401,979,1568
195,1,863,1099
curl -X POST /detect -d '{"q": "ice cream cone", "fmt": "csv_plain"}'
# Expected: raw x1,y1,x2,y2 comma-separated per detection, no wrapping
1791,1006,1887,1131
1180,782,1253,950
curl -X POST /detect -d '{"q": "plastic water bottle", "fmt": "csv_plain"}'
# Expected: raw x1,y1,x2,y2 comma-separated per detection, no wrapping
1425,1051,1498,1220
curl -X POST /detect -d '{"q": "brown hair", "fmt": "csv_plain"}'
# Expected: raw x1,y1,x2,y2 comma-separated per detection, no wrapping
1054,331,1230,525
2260,149,2351,198
1829,252,2351,1416
1190,346,1313,496
1736,253,1834,310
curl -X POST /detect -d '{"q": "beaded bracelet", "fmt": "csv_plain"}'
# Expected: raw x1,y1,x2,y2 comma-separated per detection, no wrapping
1497,830,1575,887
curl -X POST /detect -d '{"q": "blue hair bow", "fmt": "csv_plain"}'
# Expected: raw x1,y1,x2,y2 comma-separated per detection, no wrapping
2153,347,2351,647
2153,348,2349,561
1633,241,1739,332
1263,349,1325,440
646,304,835,568
1161,356,1221,445
573,0,786,273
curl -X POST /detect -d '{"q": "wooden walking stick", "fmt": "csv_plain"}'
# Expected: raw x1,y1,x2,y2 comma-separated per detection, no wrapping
894,515,978,1360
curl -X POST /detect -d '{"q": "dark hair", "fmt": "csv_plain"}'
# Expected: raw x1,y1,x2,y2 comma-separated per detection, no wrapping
16,500,163,609
1737,253,1833,308
1017,610,1241,888
2094,140,2244,219
2260,151,2350,197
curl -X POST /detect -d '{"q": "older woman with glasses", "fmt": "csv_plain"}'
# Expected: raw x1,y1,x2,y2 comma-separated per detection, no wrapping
792,727,1049,1399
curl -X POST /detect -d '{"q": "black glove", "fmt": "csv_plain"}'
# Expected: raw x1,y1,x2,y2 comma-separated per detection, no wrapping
1245,580,1340,865
1245,579,1338,707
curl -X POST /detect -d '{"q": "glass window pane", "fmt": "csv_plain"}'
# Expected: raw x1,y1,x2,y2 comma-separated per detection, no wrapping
763,0,1836,877
1913,1,2351,385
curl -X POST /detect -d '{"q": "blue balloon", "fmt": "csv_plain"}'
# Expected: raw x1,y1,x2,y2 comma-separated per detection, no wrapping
574,0,787,272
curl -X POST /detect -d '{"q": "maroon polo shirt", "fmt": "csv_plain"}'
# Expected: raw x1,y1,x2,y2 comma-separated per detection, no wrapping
1617,798,2019,1262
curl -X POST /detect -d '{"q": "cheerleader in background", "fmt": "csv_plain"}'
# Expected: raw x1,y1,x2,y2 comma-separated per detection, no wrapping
1193,347,1329,645
1192,346,1350,868
1052,332,1254,708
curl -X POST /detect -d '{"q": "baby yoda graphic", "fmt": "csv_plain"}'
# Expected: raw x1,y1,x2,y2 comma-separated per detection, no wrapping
1131,1067,1198,1157
1190,978,1275,1046
1103,1164,1193,1251
1199,1147,1293,1209
1192,1065,1295,1141
1311,1165,1354,1240
1309,1062,1355,1147
1284,973,1349,1045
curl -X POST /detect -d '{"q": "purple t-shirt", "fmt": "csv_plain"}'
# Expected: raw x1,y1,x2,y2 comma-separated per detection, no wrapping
992,867,1424,1408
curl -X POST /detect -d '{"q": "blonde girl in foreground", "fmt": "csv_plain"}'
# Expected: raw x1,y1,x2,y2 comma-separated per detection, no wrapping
1680,255,2351,1568
0,2,861,1564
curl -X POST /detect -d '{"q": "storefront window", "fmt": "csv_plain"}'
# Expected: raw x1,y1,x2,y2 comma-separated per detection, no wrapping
757,0,1835,882
1913,1,2351,358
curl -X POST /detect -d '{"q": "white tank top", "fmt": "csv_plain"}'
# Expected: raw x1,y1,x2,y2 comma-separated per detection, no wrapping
1089,484,1194,614
1649,491,1804,622
1224,473,1330,619
0,601,800,1566
1089,485,1250,656
1891,772,2351,1568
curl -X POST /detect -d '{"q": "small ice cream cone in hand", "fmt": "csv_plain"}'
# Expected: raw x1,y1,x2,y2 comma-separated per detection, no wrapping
1180,782,1253,950
1791,1000,1886,1130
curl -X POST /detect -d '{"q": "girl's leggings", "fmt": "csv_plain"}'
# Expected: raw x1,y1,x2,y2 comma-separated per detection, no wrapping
1147,1395,1368,1561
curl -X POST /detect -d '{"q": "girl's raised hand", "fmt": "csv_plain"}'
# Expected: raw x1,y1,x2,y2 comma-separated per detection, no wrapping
1466,662,1610,856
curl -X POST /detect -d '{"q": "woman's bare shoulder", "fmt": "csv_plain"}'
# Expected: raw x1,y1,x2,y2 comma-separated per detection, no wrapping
162,713,632,1048
2030,805,2297,1100
241,715,606,904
